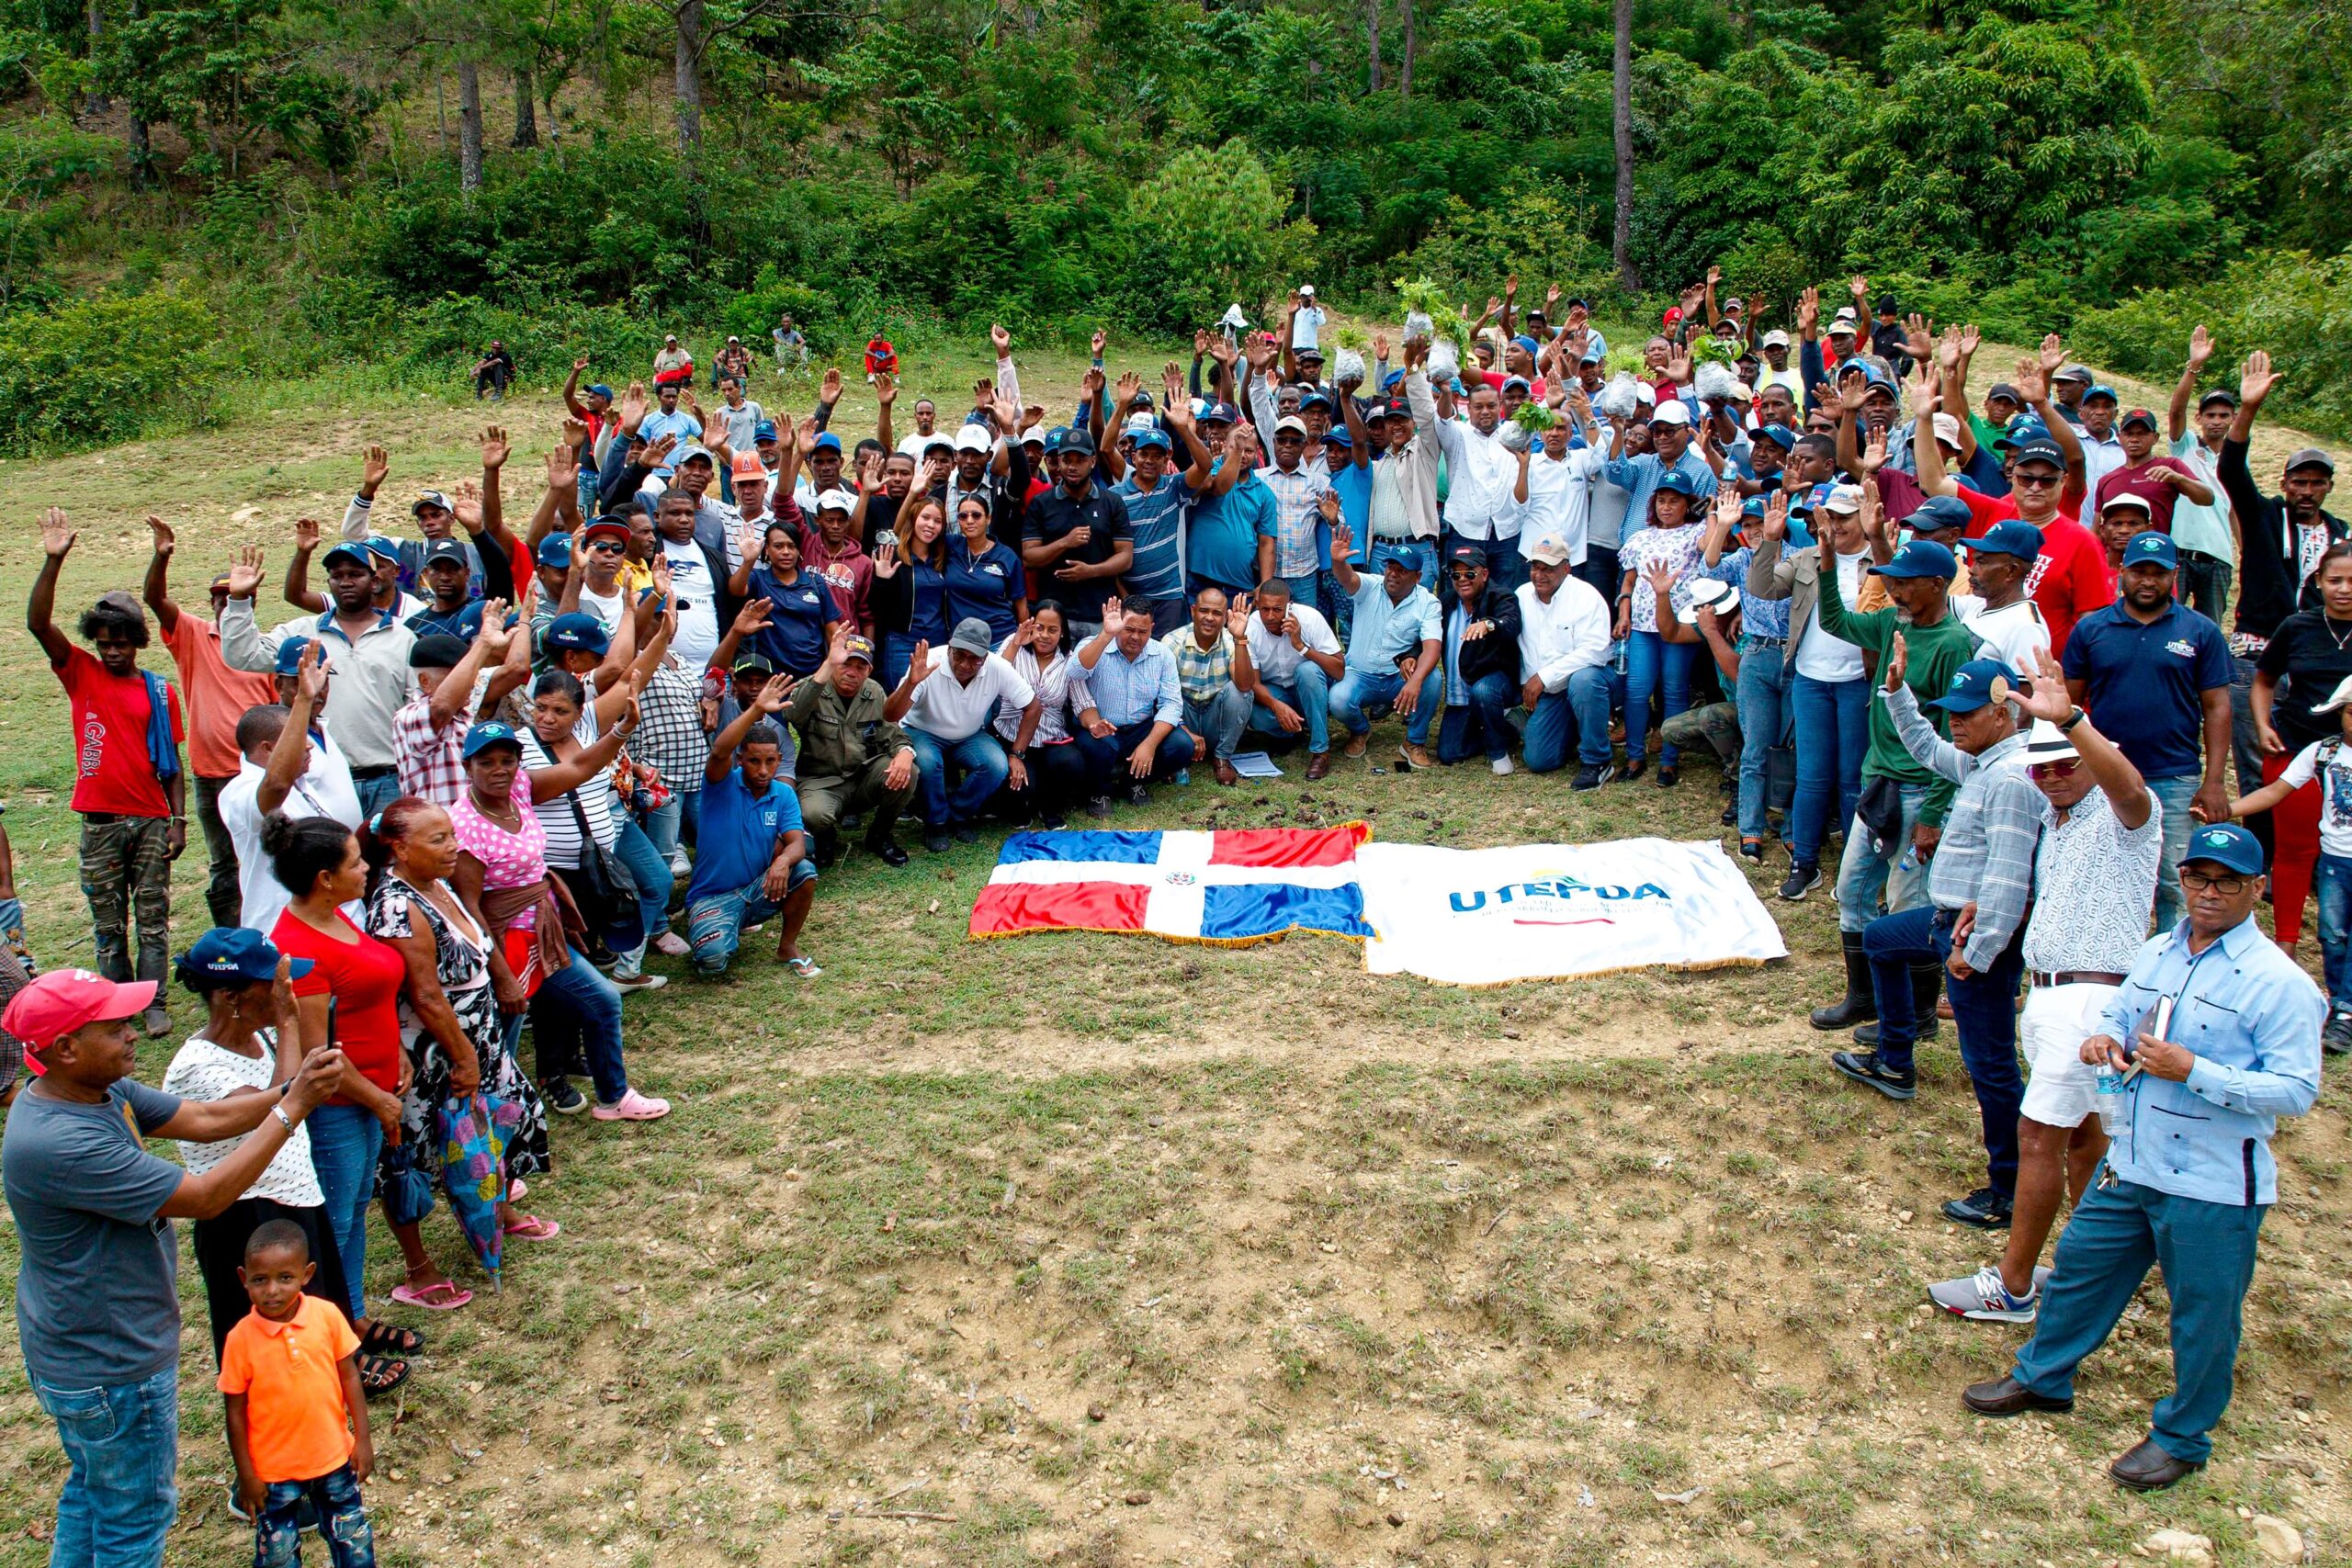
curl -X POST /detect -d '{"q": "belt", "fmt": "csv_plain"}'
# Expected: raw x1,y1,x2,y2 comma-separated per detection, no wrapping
1742,634,1786,648
2031,970,2125,988
348,764,397,780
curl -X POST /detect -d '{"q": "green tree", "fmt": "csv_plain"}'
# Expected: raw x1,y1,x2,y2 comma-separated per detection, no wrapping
1127,139,1316,331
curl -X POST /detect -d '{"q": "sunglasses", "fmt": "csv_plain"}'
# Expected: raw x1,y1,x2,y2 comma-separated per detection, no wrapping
1448,567,1483,579
2012,471,2062,489
2179,868,2249,896
2027,758,2080,781
586,539,625,553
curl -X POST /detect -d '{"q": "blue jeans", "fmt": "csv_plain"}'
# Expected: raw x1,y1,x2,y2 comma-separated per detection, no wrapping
1623,630,1695,767
1329,667,1434,746
2177,552,2231,626
1835,782,1928,934
1736,646,1795,844
2229,652,2266,858
908,728,1010,829
305,1102,382,1322
257,1461,373,1568
2012,1177,2267,1464
31,1365,177,1568
1521,666,1613,773
1182,685,1250,761
2146,773,2198,933
2316,852,2352,1014
640,788,701,865
1436,671,1517,762
349,772,401,818
685,864,817,974
880,631,922,694
1861,904,2027,1199
1247,668,1331,754
1791,671,1869,866
1280,572,1334,630
1110,718,1195,779
609,818,675,968
530,946,629,1103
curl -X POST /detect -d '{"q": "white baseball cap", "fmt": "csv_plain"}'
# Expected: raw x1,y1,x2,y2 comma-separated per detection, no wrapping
954,425,993,454
1650,400,1692,427
1931,412,1964,447
1761,330,1791,348
815,488,857,513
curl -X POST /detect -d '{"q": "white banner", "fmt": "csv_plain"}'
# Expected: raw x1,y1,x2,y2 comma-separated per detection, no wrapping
1355,837,1788,986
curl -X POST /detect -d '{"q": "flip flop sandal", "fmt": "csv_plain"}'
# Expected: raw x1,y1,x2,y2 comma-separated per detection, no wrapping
503,1213,562,1241
786,955,822,978
358,1320,424,1356
509,1178,529,1201
388,1280,475,1312
360,1356,412,1398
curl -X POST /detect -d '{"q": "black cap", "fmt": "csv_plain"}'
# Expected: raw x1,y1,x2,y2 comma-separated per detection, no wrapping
1446,543,1486,567
1875,294,1899,315
409,633,469,669
422,539,471,569
2286,447,2336,477
2198,388,2240,412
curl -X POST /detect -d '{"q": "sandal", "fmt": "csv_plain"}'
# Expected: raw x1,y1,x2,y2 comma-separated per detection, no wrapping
785,955,821,978
503,1213,562,1241
509,1178,529,1201
388,1280,474,1312
360,1356,412,1398
358,1320,424,1356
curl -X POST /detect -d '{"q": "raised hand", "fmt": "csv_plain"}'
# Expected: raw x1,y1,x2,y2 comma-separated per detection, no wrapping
1162,362,1185,404
2240,349,2282,409
573,355,590,374
643,433,678,468
1664,345,1691,383
1544,282,1562,311
1795,286,1819,334
1329,518,1354,563
293,516,321,552
1849,275,1870,303
872,540,900,579
755,671,797,714
546,446,577,495
2012,355,2049,406
904,638,933,682
1372,331,1391,363
38,506,74,558
990,323,1012,357
2037,333,2067,376
1317,490,1341,523
859,451,887,493
732,596,774,636
2016,649,2074,723
1958,323,1981,359
990,391,1021,434
1080,365,1105,400
874,370,897,407
819,367,843,405
560,417,589,454
1115,369,1144,408
1937,323,1962,371
1704,265,1721,289
480,425,511,470
450,480,483,531
292,637,328,707
1883,628,1908,694
225,544,265,598
145,514,175,556
1091,327,1108,359
2188,323,2214,373
1762,491,1789,543
1903,312,1934,362
473,599,514,660
360,445,390,495
616,382,649,429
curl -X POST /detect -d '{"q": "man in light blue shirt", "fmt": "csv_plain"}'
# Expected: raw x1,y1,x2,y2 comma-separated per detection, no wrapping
637,382,703,482
1326,515,1442,768
1074,597,1193,804
1964,823,2322,1490
1602,400,1717,532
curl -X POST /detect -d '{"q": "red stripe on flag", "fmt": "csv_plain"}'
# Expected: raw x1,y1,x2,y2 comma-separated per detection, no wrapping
967,880,1150,937
1207,822,1370,869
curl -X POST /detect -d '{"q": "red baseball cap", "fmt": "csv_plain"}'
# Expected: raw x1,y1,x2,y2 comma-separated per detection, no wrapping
1663,306,1684,327
2,969,156,1076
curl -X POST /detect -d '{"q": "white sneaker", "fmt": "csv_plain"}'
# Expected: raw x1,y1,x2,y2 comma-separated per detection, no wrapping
1927,1263,2052,1323
610,972,668,995
1490,756,1513,775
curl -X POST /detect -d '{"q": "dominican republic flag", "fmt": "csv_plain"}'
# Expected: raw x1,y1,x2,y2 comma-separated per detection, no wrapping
968,824,1372,946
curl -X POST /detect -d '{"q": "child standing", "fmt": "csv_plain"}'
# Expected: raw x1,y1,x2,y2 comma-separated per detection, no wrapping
219,1221,376,1566
2225,670,2352,1057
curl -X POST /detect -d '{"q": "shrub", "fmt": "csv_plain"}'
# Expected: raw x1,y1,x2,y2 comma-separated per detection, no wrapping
0,289,223,454
1126,141,1317,333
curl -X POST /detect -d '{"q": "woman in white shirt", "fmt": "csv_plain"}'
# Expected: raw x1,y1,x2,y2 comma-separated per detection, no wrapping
1750,497,1873,897
518,670,673,990
995,602,1100,828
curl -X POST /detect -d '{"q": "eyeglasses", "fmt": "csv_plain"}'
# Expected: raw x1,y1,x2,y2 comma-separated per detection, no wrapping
2027,758,2080,781
1448,568,1482,580
2178,868,2249,896
2012,471,2062,489
586,539,625,553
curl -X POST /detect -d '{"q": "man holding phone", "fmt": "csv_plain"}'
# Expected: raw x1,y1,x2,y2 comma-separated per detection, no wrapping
1961,821,2324,1491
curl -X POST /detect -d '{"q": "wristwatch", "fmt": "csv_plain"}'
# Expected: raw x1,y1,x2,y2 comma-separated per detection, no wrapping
2060,707,2086,732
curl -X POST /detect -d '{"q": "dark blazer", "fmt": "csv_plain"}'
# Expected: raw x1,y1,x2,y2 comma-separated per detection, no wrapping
1443,580,1522,688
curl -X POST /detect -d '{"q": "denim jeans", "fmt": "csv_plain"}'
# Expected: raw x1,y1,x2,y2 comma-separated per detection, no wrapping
2229,652,2267,861
1834,782,1928,934
350,772,401,818
2316,852,2352,1014
1436,671,1517,762
1108,718,1195,779
1247,668,1331,754
305,1101,383,1322
2177,552,2231,626
2011,1176,2267,1464
1280,571,1335,629
1181,684,1250,761
257,1461,373,1568
607,818,676,972
30,1365,177,1568
530,946,630,1103
1862,904,2027,1199
641,788,702,868
1792,671,1870,866
1329,666,1435,746
1574,546,1620,607
685,863,817,974
907,728,1010,828
1521,666,1613,773
1444,530,1524,595
1623,630,1695,768
2146,773,2199,933
194,773,242,929
1735,648,1795,844
880,631,921,694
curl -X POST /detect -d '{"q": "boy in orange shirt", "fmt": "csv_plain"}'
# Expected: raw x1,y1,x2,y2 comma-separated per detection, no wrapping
220,1221,376,1566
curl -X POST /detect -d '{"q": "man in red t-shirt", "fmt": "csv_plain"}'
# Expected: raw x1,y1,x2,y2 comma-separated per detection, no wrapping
28,508,185,1035
143,515,276,929
2090,407,2214,533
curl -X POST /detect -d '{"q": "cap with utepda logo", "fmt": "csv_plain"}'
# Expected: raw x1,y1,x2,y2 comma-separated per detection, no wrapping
1928,657,2021,714
2183,822,2264,876
1966,519,2043,561
181,928,314,987
2120,531,2177,570
461,720,524,759
543,612,610,655
1867,539,1958,581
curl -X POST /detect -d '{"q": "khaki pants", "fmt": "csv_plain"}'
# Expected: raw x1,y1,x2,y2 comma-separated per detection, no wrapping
797,757,915,847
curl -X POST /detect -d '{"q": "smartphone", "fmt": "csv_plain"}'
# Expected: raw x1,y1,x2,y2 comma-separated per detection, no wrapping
874,529,897,553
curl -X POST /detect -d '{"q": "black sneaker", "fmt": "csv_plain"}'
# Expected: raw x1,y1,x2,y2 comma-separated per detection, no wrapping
1830,1049,1917,1100
953,825,979,844
1127,783,1150,807
1570,763,1612,792
1738,839,1763,863
1086,795,1114,820
1042,811,1067,829
865,838,910,867
1656,764,1679,788
1720,801,1737,826
923,830,951,853
1943,1188,2015,1229
543,1077,588,1116
2326,1011,2352,1056
1778,862,1822,900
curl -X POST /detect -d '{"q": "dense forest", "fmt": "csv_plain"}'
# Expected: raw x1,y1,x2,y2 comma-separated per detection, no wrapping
0,0,2346,454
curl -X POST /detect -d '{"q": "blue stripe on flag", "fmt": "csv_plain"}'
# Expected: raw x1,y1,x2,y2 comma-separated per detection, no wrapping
998,829,1165,866
1200,882,1370,941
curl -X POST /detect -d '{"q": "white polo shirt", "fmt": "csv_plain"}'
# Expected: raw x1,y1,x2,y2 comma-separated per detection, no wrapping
1244,604,1340,688
903,649,1035,744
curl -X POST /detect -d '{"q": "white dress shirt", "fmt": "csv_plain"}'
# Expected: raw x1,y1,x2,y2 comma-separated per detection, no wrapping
1514,577,1612,691
904,649,1035,743
1434,417,1521,541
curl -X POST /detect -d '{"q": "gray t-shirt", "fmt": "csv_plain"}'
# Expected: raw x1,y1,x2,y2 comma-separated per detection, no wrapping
2,1080,185,1385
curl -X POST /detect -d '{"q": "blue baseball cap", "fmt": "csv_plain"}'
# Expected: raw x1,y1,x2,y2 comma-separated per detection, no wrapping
1867,539,1958,581
1131,427,1171,452
543,612,610,655
461,721,525,760
364,536,403,564
536,534,572,569
753,420,778,440
1380,369,1406,390
1501,375,1532,395
1510,334,1539,356
2183,821,2265,876
273,637,328,677
1928,657,2021,714
182,927,313,985
586,383,615,400
1578,346,1603,365
1299,389,1334,412
2082,384,2119,404
1740,496,1768,518
1199,400,1240,425
1752,423,1798,451
1372,544,1423,573
2121,531,2178,570
809,432,842,454
1657,468,1704,499
1967,519,2044,561
1905,495,1975,536
1995,415,2049,450
1323,426,1353,449
320,539,372,569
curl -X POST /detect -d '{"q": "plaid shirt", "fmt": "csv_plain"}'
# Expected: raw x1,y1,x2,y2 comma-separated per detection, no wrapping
634,658,708,790
1886,686,2043,970
1161,626,1235,705
394,689,469,806
1259,462,1332,579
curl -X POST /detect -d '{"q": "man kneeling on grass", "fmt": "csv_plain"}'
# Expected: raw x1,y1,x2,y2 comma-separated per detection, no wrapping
687,671,819,977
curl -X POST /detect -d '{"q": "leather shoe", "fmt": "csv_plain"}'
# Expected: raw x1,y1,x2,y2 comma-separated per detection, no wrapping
2108,1438,2203,1492
1213,759,1238,786
1962,1375,2073,1418
1305,751,1333,781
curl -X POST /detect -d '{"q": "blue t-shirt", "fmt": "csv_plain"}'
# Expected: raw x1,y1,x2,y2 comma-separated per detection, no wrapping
748,565,841,676
904,557,952,642
2060,601,2233,780
406,603,474,638
686,766,804,902
944,537,1024,642
1113,474,1193,601
1188,465,1273,592
639,411,702,477
1329,462,1372,565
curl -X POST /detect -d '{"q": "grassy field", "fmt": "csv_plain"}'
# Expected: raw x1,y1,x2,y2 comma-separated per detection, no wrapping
0,333,2346,1566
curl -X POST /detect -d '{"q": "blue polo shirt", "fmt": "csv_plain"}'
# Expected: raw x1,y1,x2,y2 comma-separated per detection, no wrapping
747,565,841,676
2061,601,2232,780
1111,474,1192,602
1329,461,1372,566
1187,464,1273,592
686,766,803,902
944,537,1024,643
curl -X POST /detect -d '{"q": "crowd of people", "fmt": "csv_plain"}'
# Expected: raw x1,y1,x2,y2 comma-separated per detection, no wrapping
1,276,2341,1562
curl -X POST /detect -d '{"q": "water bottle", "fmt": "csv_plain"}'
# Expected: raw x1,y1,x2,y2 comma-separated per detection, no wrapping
1612,638,1629,677
2095,1060,2129,1138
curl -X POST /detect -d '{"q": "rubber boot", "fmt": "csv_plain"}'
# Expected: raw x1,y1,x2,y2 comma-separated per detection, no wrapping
1855,961,1943,1047
1809,931,1878,1031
